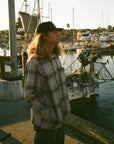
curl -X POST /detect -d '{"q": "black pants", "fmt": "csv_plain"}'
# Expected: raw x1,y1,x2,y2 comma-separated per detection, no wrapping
34,126,65,144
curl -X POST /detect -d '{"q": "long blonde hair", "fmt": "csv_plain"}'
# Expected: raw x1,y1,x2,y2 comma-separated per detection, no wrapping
27,33,63,60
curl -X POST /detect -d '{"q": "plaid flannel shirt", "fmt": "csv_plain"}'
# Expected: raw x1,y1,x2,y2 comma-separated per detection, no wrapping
24,55,71,129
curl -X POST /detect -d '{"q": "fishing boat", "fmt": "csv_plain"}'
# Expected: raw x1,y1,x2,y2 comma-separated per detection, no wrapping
82,42,114,54
62,48,114,100
99,32,113,42
108,34,114,42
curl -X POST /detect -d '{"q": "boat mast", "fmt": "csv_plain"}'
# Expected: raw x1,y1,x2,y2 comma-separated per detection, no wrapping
24,0,28,13
8,0,18,76
102,9,104,28
50,8,52,21
37,0,40,24
73,8,74,44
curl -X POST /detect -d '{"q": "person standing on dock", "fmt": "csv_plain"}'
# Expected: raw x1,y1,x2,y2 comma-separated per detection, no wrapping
24,21,71,144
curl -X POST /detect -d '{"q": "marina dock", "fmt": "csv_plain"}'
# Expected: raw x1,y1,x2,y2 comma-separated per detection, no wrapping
0,98,114,144
0,99,83,144
0,53,114,143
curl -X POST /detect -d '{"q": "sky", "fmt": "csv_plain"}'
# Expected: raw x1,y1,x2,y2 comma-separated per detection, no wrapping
0,0,114,30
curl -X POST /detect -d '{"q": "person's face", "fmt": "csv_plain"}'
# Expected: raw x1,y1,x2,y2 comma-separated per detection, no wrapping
44,31,60,46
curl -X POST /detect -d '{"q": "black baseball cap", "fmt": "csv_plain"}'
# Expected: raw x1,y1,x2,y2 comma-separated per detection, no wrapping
35,21,64,34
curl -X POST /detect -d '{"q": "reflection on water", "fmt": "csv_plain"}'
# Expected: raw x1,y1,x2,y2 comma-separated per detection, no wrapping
71,96,98,121
60,52,114,133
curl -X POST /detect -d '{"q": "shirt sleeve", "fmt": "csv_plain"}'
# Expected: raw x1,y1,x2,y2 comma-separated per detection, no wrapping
24,59,49,121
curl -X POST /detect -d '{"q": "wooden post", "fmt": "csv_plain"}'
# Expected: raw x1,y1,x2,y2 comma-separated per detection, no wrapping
67,114,114,144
